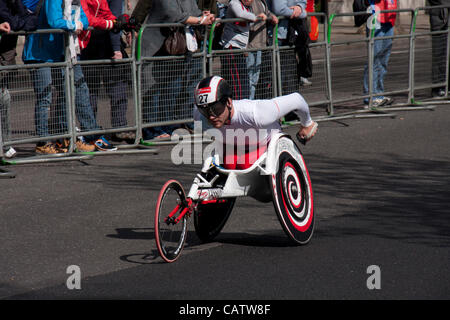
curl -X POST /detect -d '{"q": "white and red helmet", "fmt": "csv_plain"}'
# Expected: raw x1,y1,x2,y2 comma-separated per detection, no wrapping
194,76,232,107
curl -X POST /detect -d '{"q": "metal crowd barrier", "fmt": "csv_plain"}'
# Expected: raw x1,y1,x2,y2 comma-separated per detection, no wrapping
0,29,96,164
0,28,158,166
137,23,209,133
276,13,331,110
327,6,448,115
1,7,449,166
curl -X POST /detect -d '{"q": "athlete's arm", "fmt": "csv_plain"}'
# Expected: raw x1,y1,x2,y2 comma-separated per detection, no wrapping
254,93,313,127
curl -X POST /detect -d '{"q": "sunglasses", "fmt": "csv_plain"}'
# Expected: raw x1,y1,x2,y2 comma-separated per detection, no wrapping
197,100,227,118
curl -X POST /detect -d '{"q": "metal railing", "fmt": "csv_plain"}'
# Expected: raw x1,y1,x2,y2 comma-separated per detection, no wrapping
0,6,448,166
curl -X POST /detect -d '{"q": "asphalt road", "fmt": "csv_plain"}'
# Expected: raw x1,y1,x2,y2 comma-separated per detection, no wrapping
1,104,449,301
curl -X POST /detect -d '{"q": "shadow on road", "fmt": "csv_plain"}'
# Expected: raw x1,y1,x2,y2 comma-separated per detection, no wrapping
307,153,450,248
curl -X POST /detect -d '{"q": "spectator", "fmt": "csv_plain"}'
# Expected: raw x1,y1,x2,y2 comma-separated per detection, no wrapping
0,21,10,31
300,0,315,86
428,0,449,98
0,0,37,158
247,0,277,99
268,0,309,95
22,0,117,154
80,0,134,142
130,0,152,26
306,0,318,42
220,0,267,100
217,0,229,19
133,0,214,140
197,0,218,15
363,0,397,108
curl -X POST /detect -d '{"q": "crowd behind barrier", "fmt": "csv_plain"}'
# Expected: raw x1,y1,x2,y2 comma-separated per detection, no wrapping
0,4,449,164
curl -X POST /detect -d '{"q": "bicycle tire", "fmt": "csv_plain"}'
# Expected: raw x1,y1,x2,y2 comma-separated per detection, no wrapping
155,179,189,263
270,150,315,244
194,198,236,243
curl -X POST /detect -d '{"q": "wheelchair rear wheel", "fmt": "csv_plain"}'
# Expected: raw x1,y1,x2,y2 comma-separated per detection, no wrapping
270,150,315,244
194,198,236,243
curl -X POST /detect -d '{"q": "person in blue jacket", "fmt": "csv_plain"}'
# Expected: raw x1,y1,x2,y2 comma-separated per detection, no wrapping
22,0,117,154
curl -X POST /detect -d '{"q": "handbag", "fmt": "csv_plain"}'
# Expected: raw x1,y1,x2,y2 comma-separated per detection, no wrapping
163,27,187,55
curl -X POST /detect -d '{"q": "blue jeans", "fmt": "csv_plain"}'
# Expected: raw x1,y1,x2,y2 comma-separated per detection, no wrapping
31,59,99,141
246,51,262,100
363,23,394,101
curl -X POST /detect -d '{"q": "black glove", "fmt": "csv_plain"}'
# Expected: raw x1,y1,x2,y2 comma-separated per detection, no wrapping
125,16,141,32
113,14,141,33
113,14,129,33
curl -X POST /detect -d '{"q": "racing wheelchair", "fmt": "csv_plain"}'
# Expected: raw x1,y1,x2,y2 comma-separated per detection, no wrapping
154,132,315,263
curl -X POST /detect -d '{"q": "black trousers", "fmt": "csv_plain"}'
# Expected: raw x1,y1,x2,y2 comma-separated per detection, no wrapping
429,3,449,88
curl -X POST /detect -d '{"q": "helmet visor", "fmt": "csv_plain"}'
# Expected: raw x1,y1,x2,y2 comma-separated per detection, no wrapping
197,100,226,118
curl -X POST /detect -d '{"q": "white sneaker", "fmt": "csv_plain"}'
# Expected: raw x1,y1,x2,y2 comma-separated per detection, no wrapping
4,147,17,158
300,77,312,86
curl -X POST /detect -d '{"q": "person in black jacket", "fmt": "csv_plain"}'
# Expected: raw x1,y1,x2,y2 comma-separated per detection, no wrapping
0,0,37,157
0,0,37,76
428,0,449,97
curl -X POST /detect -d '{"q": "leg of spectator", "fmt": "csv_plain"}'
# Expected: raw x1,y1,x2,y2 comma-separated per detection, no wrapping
107,65,128,128
236,52,250,100
376,25,394,97
31,67,52,138
430,7,448,95
83,64,101,118
52,68,68,135
0,87,11,140
247,51,262,100
72,63,100,141
247,51,257,100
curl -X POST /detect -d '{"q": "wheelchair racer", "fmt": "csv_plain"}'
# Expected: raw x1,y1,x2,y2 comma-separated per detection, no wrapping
193,76,318,169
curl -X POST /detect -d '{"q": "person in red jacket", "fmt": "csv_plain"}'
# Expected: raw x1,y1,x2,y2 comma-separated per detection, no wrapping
79,0,116,50
306,0,318,42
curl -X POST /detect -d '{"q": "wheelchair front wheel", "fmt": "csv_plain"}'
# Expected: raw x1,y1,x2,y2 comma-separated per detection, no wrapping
155,180,189,263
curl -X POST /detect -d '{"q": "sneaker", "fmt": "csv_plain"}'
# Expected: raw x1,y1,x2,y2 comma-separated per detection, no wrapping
432,88,446,98
36,143,60,154
368,96,394,108
300,77,312,86
382,96,394,106
112,131,136,141
55,139,70,153
92,136,117,151
371,97,386,108
75,139,96,152
3,147,17,158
